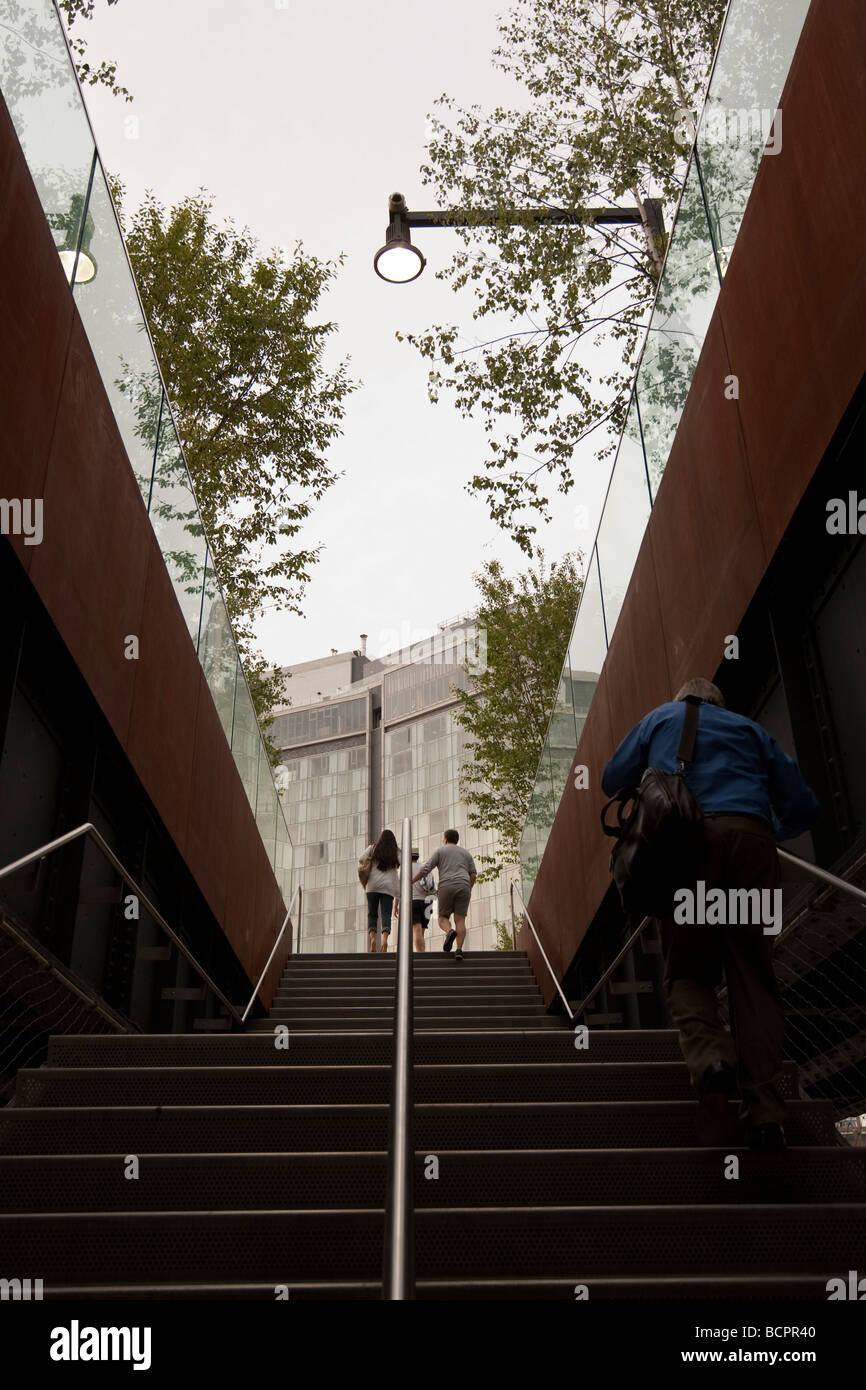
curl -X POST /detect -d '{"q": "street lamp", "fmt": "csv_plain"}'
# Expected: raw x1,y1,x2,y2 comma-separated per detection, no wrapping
373,193,665,281
50,194,97,285
373,193,426,283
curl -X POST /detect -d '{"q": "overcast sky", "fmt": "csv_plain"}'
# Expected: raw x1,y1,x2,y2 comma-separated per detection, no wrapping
78,0,614,666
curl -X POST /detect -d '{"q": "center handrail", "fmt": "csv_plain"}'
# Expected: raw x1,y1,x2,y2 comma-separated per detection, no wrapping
382,817,415,1299
509,877,575,1021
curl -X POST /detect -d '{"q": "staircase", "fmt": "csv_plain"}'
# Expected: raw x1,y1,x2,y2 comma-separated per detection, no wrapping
1,948,865,1298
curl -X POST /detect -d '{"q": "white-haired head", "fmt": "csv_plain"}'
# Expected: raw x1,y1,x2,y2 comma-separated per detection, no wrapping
674,677,725,707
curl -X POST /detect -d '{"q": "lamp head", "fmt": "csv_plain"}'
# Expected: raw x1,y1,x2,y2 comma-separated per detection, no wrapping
58,248,97,284
373,192,426,283
52,193,97,285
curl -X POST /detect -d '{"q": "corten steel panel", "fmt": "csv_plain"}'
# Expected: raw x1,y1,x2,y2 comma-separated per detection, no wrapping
0,92,287,992
647,313,768,694
252,836,286,1012
224,776,263,985
0,97,74,575
29,314,149,746
525,0,866,994
526,669,614,1005
126,545,199,857
183,667,234,928
604,533,673,747
719,0,866,562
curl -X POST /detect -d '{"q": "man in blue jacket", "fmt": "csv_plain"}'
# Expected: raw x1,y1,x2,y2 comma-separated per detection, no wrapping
602,678,820,1151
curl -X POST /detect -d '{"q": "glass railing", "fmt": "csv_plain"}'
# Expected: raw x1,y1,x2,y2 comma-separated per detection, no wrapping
0,0,293,905
518,0,812,895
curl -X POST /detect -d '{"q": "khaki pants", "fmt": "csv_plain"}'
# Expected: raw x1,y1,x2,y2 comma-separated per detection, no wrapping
659,814,786,1126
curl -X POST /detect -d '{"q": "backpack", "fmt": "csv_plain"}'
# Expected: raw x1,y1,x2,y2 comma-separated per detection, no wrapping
358,849,374,889
600,697,705,919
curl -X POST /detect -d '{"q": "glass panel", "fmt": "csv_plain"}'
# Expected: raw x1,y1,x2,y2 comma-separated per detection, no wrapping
0,0,295,921
275,809,293,908
254,742,278,867
516,0,812,902
534,740,559,871
71,162,162,500
549,652,579,792
697,0,811,272
0,0,95,271
635,156,719,496
149,399,207,643
596,396,653,638
231,663,260,814
521,744,552,894
198,562,237,744
568,549,607,680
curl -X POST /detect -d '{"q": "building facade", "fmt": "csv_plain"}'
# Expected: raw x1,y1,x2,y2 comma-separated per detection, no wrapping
273,625,515,953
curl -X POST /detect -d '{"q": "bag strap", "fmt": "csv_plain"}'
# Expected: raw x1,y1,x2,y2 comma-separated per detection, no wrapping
600,789,637,839
675,697,700,767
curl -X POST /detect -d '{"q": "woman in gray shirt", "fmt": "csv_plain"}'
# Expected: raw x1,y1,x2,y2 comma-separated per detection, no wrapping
360,829,400,953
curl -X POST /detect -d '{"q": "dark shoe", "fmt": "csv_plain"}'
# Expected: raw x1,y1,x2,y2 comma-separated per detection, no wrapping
749,1122,786,1152
699,1060,738,1097
443,929,456,953
454,948,463,961
696,1061,737,1146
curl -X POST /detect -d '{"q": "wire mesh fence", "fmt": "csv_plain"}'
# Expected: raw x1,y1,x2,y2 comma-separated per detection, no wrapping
0,915,126,1106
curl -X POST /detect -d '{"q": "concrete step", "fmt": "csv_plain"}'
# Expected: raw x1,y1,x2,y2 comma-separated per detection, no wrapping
2,1146,862,1212
46,1029,683,1068
27,1273,839,1300
271,988,542,1003
15,1061,803,1109
1,1203,862,1282
247,1015,569,1032
0,1099,838,1155
265,1003,552,1018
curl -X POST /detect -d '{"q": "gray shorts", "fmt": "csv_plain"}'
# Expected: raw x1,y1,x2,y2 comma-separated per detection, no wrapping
437,882,471,917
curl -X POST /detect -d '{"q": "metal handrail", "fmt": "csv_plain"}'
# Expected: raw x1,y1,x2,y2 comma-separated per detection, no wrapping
572,915,653,1021
778,848,866,908
509,878,574,1021
0,822,294,1027
382,817,415,1300
572,849,866,1022
240,883,302,1024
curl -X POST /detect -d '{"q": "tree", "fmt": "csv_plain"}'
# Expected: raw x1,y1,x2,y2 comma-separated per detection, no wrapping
453,550,583,878
114,186,358,721
493,921,516,952
401,0,726,550
59,0,131,101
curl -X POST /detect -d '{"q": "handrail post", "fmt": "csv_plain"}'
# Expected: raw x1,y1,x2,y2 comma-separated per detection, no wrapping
383,817,415,1299
509,881,517,950
296,884,302,956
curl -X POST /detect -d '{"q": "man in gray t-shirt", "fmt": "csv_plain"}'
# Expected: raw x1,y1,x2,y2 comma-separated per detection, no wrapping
413,829,477,960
